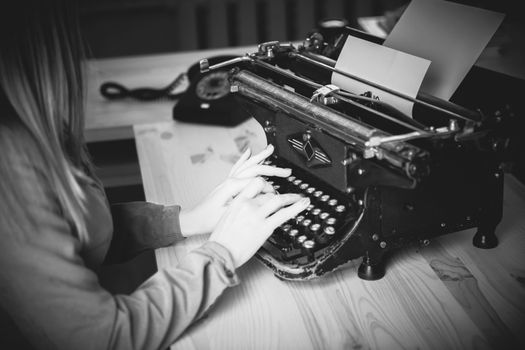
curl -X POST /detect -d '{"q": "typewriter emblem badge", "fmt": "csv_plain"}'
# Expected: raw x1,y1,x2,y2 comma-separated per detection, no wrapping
288,132,331,168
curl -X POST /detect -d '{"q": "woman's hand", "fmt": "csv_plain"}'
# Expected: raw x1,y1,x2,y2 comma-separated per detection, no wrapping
209,178,310,268
179,144,291,236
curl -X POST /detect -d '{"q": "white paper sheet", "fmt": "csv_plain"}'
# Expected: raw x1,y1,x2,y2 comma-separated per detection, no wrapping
331,35,430,117
384,0,505,100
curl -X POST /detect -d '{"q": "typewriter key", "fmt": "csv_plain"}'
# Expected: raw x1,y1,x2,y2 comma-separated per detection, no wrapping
297,235,307,245
263,160,272,165
273,184,280,191
335,205,346,214
313,190,323,198
287,176,296,182
323,226,335,236
311,208,322,221
302,239,316,260
296,215,305,224
281,224,292,233
320,194,330,203
306,204,314,211
310,223,326,243
328,199,338,207
303,239,315,249
293,179,303,186
319,212,330,221
288,228,299,238
301,219,312,231
306,187,316,195
310,223,321,235
326,217,337,226
299,183,309,190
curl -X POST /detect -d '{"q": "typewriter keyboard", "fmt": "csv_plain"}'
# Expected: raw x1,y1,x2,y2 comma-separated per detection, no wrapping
260,157,360,266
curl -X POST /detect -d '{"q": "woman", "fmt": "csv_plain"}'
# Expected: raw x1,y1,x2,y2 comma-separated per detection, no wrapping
0,1,309,349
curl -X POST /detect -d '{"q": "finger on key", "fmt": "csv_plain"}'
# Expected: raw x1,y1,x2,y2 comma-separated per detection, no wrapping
259,193,304,217
237,164,291,178
237,144,274,172
267,197,311,228
236,177,267,199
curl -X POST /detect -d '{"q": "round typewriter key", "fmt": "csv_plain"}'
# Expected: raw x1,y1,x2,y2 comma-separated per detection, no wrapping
326,217,337,226
320,194,330,203
293,179,303,186
287,176,296,182
297,235,307,245
299,183,309,190
302,239,315,250
313,190,323,198
301,219,312,230
311,208,322,222
306,204,314,212
295,215,305,224
323,226,335,236
319,212,330,221
313,223,327,243
310,223,321,235
273,184,280,191
302,239,316,260
288,228,299,238
281,224,292,233
306,187,316,195
335,205,346,214
328,199,338,207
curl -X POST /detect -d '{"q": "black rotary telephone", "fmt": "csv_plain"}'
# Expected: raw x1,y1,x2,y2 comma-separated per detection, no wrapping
99,55,250,126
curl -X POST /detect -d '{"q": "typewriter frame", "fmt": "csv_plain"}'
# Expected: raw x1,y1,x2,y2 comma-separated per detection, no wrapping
201,27,512,281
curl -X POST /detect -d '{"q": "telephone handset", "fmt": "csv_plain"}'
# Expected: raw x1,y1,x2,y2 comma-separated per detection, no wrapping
99,55,249,126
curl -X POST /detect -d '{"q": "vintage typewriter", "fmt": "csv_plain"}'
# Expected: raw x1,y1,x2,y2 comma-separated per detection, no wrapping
200,26,514,281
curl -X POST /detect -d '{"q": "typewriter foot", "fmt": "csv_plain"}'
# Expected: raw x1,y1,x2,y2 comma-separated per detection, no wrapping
358,253,385,281
473,227,498,249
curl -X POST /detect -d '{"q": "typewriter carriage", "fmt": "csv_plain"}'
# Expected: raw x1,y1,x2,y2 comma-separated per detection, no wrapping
201,26,513,280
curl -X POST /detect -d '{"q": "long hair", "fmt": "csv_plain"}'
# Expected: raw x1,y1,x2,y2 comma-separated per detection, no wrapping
0,0,92,242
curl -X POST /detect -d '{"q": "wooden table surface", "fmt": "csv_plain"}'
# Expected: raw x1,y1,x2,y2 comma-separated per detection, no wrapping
134,118,525,350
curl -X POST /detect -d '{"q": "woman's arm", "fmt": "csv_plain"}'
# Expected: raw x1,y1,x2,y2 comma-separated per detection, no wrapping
0,153,238,350
108,201,184,263
0,199,238,350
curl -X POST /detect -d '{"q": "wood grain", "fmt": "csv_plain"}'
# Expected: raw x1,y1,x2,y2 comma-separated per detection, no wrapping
134,119,525,349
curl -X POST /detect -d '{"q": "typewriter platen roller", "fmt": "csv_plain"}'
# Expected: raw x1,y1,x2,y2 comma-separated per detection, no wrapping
201,27,513,281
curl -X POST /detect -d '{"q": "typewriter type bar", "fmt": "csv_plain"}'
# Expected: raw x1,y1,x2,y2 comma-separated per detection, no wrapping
230,69,430,185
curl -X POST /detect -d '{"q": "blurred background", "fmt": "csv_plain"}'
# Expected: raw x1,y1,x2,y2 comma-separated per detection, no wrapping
78,0,408,58
78,0,521,58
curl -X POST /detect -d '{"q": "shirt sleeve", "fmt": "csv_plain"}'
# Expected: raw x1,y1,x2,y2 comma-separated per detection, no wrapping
108,202,185,262
0,177,239,350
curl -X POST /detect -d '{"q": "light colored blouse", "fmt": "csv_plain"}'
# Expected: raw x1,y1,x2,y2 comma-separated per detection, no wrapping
0,121,239,350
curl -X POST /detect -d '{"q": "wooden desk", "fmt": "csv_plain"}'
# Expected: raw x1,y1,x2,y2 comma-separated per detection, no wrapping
134,119,525,350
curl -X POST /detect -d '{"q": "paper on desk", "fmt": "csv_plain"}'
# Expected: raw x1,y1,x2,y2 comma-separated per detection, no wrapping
384,0,505,100
332,35,430,117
